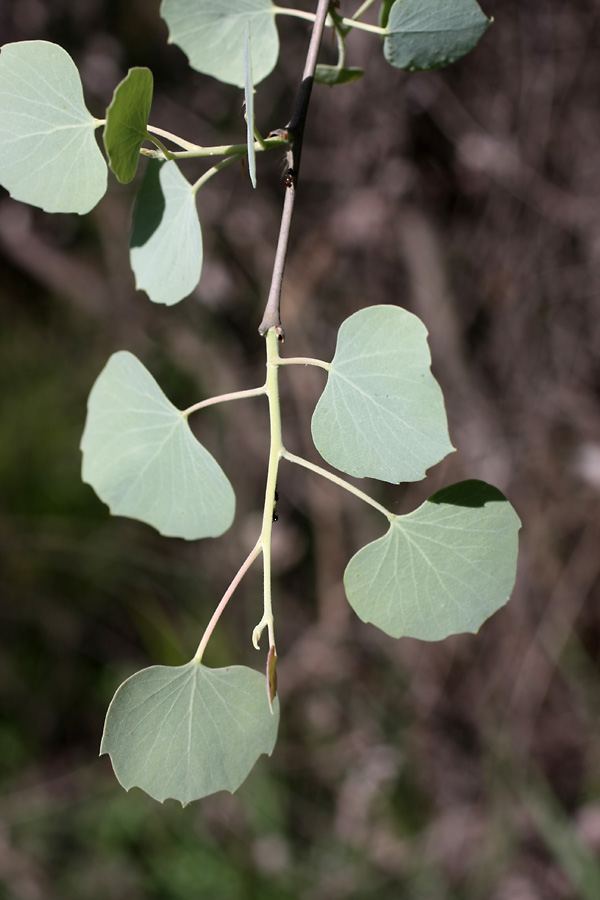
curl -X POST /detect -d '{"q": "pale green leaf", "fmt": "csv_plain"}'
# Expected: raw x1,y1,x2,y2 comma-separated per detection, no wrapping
101,661,280,805
103,67,153,184
130,159,203,306
384,0,491,72
160,0,279,87
311,305,454,483
0,41,107,213
81,351,235,540
344,480,521,640
314,65,364,86
243,23,257,189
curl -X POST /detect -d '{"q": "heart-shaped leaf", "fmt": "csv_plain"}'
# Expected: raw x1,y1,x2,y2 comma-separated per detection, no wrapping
344,480,521,640
311,305,454,483
130,159,203,305
103,67,153,184
384,0,491,72
81,351,235,540
0,41,107,213
160,0,279,87
101,661,280,805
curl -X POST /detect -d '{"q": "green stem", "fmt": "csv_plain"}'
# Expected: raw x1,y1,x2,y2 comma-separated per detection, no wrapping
144,130,174,161
334,17,347,70
146,124,204,152
276,356,330,371
274,6,386,35
281,449,394,521
187,136,287,193
254,126,268,151
252,329,284,652
143,131,287,161
273,6,319,24
194,541,262,663
182,385,267,417
191,331,284,662
191,153,245,194
352,0,379,20
341,16,385,35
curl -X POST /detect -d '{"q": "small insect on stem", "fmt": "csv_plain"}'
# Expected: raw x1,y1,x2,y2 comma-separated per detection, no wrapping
268,127,295,189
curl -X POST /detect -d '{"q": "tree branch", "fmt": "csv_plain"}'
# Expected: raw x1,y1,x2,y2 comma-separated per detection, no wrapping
258,0,332,336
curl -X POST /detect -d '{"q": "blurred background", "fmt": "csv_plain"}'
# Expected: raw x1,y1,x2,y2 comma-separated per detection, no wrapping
2,0,600,897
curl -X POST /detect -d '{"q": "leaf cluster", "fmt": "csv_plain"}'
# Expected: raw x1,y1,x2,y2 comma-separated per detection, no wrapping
0,0,520,807
0,0,491,305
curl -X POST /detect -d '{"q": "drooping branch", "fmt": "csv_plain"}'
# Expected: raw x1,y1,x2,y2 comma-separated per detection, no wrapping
258,0,332,336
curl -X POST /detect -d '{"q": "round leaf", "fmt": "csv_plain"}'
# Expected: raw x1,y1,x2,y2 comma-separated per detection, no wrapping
160,0,279,87
0,41,107,213
130,159,203,306
344,481,521,640
311,305,454,483
101,662,280,805
103,67,153,184
81,351,235,540
384,0,491,72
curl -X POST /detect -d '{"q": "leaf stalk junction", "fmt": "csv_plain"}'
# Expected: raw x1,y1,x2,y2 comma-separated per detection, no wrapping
189,0,398,690
191,329,396,677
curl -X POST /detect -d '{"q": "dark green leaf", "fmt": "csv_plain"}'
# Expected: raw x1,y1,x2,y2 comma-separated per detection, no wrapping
384,0,491,72
103,67,153,184
314,65,364,86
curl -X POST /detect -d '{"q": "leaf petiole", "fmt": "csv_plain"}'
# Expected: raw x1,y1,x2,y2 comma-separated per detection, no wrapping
145,124,204,152
272,6,319,24
276,356,330,371
144,130,174,161
143,130,288,161
254,126,268,151
182,385,267,417
273,6,386,36
351,0,379,20
340,17,385,35
193,541,262,663
281,449,394,521
191,154,245,194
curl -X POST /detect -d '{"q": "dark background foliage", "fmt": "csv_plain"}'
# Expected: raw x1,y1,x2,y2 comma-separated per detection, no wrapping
2,1,600,897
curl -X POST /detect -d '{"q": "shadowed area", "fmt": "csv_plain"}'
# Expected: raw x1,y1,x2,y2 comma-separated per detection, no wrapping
129,159,165,248
429,479,507,507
